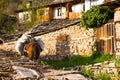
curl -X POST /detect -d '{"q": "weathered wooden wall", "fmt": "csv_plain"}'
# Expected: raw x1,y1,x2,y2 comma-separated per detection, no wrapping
96,21,115,54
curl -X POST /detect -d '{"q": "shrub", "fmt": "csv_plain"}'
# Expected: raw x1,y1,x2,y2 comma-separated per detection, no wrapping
0,13,17,34
80,6,114,28
115,58,120,67
81,66,94,78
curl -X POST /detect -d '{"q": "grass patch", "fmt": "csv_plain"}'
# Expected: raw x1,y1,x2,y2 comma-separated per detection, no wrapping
97,72,111,80
42,52,114,69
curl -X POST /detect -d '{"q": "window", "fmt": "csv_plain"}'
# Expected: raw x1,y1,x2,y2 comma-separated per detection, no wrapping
23,13,30,21
26,14,29,20
57,8,61,16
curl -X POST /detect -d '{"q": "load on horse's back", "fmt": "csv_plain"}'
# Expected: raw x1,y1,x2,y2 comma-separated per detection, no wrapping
15,32,44,61
24,37,43,60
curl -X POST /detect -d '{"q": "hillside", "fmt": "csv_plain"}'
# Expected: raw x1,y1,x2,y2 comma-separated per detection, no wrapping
0,0,53,39
0,0,53,15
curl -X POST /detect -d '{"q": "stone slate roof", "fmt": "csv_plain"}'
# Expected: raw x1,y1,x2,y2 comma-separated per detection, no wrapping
29,18,80,36
48,0,73,5
101,0,120,9
1,18,80,42
47,0,83,6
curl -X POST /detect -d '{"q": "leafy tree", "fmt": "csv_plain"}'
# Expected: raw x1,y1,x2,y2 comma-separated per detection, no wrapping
0,0,21,15
0,13,17,34
80,6,114,28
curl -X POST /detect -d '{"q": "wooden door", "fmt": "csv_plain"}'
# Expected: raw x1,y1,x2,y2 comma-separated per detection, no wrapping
96,22,115,54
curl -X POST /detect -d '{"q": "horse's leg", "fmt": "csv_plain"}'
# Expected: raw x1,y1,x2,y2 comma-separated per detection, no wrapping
32,44,40,61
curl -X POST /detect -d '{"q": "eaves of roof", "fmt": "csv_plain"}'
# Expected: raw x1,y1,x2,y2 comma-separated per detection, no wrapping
14,0,83,13
47,0,74,6
14,6,42,13
100,0,120,9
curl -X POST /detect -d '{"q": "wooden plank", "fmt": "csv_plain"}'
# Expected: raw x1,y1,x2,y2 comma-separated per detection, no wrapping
105,24,107,37
111,23,114,36
111,40,113,54
96,28,100,40
96,27,101,52
109,39,111,53
107,24,109,37
101,26,103,38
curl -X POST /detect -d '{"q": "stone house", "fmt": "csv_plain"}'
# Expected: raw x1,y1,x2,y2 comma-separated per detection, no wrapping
15,0,114,24
30,18,95,58
14,0,120,58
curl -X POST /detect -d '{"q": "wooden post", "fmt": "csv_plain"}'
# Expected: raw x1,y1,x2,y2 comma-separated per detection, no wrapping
49,6,53,20
66,3,69,18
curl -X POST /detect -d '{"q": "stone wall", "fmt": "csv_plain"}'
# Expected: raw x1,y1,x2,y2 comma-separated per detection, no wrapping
115,23,120,52
114,7,120,58
40,25,96,57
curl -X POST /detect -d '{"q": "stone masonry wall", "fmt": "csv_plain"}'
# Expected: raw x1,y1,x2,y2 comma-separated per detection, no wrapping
114,7,120,58
115,23,120,52
40,25,96,57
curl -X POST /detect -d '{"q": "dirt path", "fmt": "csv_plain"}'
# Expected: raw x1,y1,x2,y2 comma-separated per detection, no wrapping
0,49,46,79
0,41,89,80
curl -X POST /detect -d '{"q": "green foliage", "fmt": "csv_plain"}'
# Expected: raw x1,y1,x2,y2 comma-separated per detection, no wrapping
91,51,113,63
20,21,34,32
97,72,111,80
31,9,37,22
81,67,112,79
38,8,44,16
0,0,21,14
43,52,113,69
81,67,94,78
0,13,17,34
115,58,120,67
80,6,114,28
115,58,120,64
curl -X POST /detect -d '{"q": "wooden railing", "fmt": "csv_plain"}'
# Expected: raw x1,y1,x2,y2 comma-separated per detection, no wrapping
36,14,49,22
36,12,81,22
69,12,81,19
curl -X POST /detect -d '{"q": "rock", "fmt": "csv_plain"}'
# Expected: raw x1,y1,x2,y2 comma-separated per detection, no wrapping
12,66,43,79
43,69,90,80
94,63,102,66
109,62,115,68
